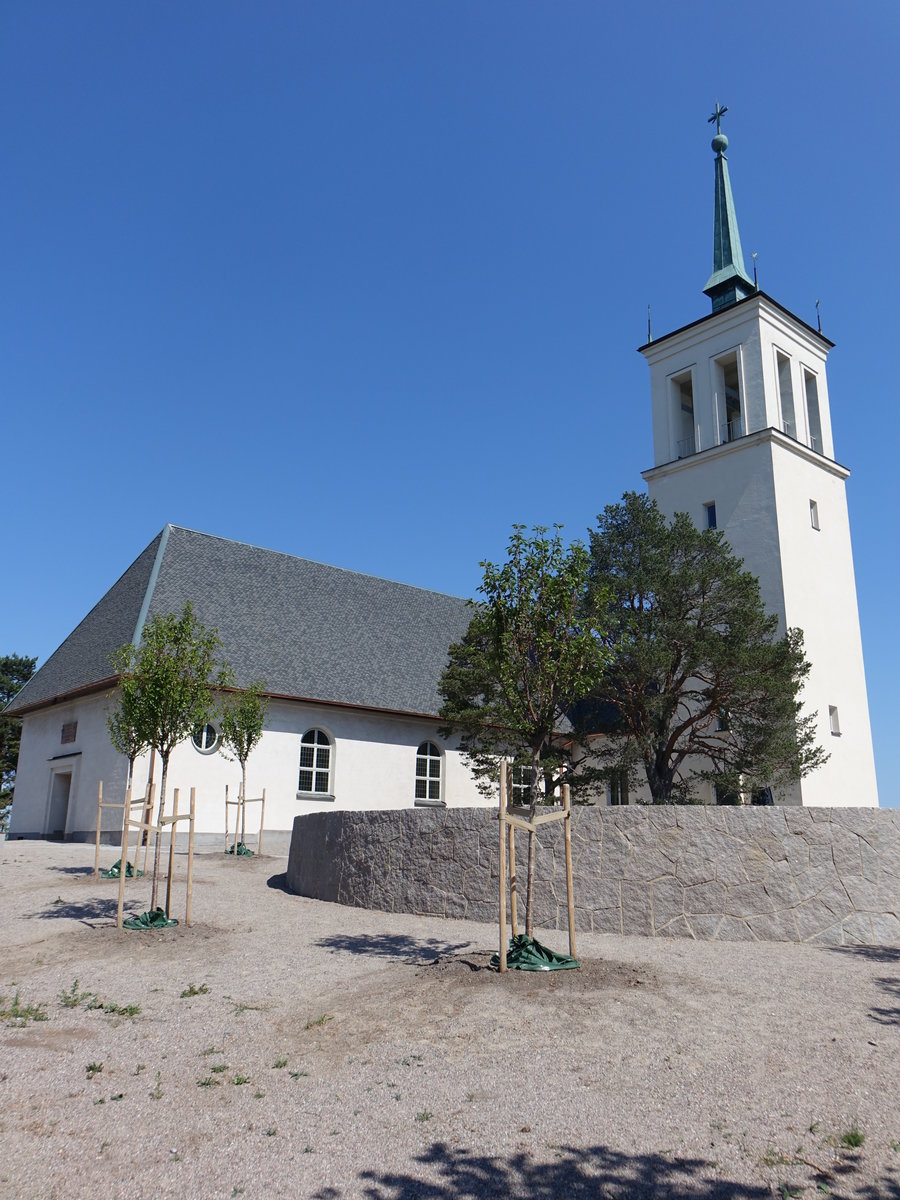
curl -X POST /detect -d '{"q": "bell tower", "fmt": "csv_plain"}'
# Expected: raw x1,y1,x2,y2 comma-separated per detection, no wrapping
640,108,878,806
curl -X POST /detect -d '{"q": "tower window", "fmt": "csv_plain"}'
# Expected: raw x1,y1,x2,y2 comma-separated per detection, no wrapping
776,351,796,439
810,499,820,530
705,502,717,530
715,352,743,443
829,706,841,737
608,770,629,806
673,371,696,458
804,370,823,454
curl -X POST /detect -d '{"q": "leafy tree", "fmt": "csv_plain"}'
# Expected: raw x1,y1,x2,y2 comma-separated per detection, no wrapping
108,604,226,909
585,492,826,805
220,681,269,848
107,685,150,790
1,654,37,826
439,526,610,936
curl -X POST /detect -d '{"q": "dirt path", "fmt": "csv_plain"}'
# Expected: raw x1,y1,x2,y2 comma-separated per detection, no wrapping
0,841,898,1199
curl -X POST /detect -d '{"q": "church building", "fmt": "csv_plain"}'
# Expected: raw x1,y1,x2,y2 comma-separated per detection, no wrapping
4,110,879,841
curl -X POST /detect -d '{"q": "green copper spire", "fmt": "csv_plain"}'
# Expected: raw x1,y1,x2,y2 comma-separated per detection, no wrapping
703,103,755,313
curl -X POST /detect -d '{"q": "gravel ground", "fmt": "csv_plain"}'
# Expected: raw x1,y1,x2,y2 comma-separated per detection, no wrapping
0,840,898,1200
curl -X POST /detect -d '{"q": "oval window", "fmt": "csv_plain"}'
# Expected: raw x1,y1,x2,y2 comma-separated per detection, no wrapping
192,724,220,754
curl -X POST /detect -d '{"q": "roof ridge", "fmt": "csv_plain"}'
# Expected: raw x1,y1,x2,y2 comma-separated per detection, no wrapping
131,524,171,645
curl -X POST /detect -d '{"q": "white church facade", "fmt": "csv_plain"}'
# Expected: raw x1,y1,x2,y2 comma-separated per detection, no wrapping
4,111,879,840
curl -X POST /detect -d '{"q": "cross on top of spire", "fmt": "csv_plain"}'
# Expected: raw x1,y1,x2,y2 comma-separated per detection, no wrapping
708,102,728,135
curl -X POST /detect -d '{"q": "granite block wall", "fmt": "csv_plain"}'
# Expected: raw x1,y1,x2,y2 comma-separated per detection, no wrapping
286,805,900,945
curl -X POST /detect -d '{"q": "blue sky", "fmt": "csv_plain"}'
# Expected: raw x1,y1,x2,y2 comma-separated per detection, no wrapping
3,2,898,804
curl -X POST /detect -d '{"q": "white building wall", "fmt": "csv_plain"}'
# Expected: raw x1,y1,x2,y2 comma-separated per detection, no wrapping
8,693,128,840
770,444,878,805
642,296,877,807
8,693,492,843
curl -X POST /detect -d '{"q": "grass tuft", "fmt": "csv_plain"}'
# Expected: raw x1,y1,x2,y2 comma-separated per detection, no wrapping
180,983,210,998
840,1124,865,1149
59,979,93,1008
305,1012,333,1029
1,991,48,1026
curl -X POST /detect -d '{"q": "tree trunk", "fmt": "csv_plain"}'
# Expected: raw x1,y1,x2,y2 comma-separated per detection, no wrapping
149,753,169,911
645,749,675,805
240,761,247,846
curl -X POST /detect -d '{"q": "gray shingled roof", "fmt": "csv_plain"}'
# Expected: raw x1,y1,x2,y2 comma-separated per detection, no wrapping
5,526,475,718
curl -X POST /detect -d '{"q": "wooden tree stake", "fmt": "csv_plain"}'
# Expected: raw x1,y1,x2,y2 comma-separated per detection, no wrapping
563,782,577,960
507,765,519,938
498,758,508,973
93,782,103,877
165,788,179,918
186,787,196,927
115,784,131,929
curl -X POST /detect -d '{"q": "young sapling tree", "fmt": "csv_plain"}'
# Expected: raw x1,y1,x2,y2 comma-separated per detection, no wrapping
220,681,269,849
109,603,227,910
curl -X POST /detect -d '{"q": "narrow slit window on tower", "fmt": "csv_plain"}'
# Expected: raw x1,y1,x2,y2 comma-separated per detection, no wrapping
715,352,743,443
829,706,841,736
810,499,820,530
673,372,696,458
705,502,717,530
608,770,629,806
776,351,796,438
804,369,823,454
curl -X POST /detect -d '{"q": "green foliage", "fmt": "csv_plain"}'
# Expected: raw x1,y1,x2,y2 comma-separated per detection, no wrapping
59,979,93,1008
439,526,611,936
220,682,268,770
108,603,227,766
840,1124,865,1148
0,990,48,1026
0,653,37,823
586,493,827,804
107,602,228,907
439,525,610,804
220,681,268,844
180,983,210,997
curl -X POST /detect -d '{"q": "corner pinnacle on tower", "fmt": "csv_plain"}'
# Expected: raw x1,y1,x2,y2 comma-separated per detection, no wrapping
703,103,756,313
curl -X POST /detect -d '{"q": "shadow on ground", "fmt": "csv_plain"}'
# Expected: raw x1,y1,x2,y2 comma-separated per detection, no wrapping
309,1140,899,1199
50,866,97,876
827,945,900,964
827,945,900,1027
31,897,132,924
267,873,289,891
868,976,900,1027
315,933,474,962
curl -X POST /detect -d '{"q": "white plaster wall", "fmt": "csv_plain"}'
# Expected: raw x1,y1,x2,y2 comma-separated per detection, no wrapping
771,444,878,805
645,436,877,807
123,699,492,838
8,693,128,839
646,437,788,628
644,297,832,467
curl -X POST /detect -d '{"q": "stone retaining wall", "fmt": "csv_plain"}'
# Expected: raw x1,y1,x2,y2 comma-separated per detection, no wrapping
286,805,900,945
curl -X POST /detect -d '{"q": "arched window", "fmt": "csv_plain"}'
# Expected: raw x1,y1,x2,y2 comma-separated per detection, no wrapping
299,729,332,794
415,741,442,804
192,723,220,754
